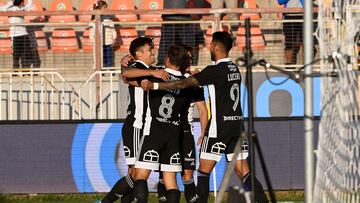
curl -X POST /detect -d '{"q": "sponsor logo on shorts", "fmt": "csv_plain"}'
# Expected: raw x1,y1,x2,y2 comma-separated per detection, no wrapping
187,150,193,157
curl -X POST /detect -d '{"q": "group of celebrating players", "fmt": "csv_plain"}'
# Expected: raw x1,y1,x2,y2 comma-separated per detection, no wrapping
100,31,269,203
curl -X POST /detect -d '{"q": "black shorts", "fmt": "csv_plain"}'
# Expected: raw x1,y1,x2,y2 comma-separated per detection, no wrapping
180,130,196,170
122,118,143,165
199,134,248,162
283,14,318,49
135,119,182,172
283,15,303,49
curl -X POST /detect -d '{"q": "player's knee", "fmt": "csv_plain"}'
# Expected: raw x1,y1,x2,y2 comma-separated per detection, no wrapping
182,170,193,181
166,189,180,203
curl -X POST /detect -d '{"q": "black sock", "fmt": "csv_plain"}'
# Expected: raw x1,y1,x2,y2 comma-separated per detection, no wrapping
196,170,210,203
134,179,148,203
120,190,134,203
166,189,180,203
183,179,197,203
243,173,269,203
102,175,134,202
157,179,167,202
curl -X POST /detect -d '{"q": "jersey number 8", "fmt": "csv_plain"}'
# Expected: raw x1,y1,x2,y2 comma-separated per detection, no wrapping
159,94,175,118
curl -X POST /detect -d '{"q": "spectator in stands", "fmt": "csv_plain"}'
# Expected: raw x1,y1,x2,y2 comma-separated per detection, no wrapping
0,0,37,69
91,0,117,68
278,0,304,65
278,0,318,66
157,0,204,66
212,0,240,30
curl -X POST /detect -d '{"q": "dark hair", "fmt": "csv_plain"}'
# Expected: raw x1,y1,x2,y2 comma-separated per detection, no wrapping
93,0,108,10
212,31,233,53
13,0,24,6
129,37,154,57
91,0,108,20
167,45,191,72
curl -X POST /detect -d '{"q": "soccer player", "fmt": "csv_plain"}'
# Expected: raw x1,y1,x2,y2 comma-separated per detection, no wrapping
156,46,209,203
101,37,168,203
141,32,268,203
130,45,193,203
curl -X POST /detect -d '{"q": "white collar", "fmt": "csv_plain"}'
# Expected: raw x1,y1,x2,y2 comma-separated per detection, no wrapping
135,60,150,69
215,58,231,65
165,68,182,76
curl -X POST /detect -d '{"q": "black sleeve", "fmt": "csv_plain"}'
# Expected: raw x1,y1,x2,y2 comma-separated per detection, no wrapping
193,65,219,86
192,86,205,103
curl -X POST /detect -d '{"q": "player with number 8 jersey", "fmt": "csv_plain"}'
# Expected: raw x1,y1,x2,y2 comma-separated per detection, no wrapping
140,32,268,203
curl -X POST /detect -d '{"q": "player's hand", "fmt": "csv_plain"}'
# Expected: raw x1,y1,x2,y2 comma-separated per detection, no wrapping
197,135,204,146
141,79,154,90
151,69,169,81
191,69,200,75
120,54,133,68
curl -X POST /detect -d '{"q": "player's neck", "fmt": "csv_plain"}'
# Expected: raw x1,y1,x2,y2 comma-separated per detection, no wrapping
214,54,229,61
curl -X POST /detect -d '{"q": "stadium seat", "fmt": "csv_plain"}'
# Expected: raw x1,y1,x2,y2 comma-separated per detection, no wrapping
111,0,137,22
0,29,12,54
144,26,161,48
235,25,266,50
78,0,97,22
117,27,138,51
0,1,9,24
139,0,163,22
48,0,76,23
50,28,79,52
24,0,45,23
81,28,93,52
32,29,48,52
239,0,260,20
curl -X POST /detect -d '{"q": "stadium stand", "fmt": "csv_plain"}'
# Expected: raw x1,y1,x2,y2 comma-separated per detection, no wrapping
110,0,137,22
235,0,266,50
24,0,45,23
117,27,138,51
48,0,76,23
81,27,93,52
0,0,8,24
32,28,48,52
50,28,79,52
144,26,161,48
78,0,97,22
139,0,163,22
0,29,11,54
239,0,260,20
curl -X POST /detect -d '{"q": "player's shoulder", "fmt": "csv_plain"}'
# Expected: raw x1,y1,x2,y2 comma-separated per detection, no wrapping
128,61,147,69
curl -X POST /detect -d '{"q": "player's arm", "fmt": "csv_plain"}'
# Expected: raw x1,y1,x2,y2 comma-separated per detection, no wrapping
122,68,169,81
0,1,13,11
141,76,200,90
195,100,208,145
24,0,34,11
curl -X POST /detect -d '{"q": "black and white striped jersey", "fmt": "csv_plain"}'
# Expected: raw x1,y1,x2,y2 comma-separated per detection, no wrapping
144,68,192,131
125,60,149,129
193,58,244,138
